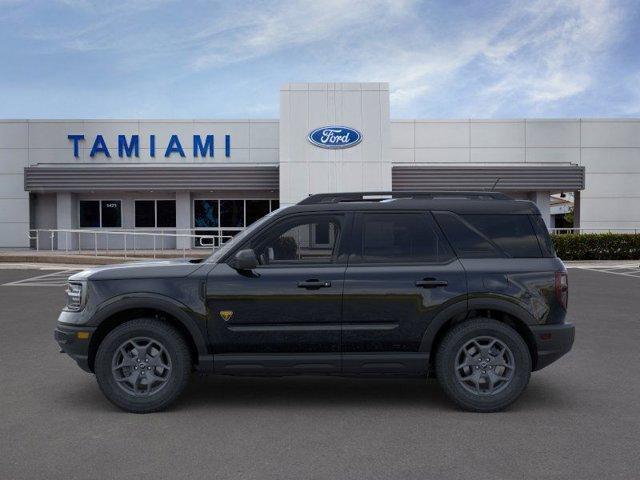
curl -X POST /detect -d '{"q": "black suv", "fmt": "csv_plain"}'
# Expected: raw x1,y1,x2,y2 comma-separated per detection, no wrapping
55,191,574,413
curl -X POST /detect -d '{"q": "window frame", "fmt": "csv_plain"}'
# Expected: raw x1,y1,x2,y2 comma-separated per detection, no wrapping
225,212,350,268
134,198,177,229
349,210,456,266
78,199,123,229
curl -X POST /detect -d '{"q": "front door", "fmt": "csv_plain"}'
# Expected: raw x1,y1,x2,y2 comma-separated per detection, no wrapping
341,211,467,374
206,212,349,373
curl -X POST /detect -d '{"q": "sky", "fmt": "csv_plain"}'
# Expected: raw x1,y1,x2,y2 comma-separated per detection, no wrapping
0,0,639,119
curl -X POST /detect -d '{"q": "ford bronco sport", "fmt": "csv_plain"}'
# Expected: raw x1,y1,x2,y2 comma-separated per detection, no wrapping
55,191,574,413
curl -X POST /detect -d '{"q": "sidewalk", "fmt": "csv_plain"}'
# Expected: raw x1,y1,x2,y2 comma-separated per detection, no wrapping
0,249,210,265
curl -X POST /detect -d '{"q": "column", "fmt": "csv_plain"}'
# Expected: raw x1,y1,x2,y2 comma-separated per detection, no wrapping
530,191,551,227
56,192,78,250
175,191,191,250
279,83,392,206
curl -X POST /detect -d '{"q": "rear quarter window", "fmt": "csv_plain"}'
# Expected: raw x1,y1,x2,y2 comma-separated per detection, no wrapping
461,214,542,258
434,212,544,258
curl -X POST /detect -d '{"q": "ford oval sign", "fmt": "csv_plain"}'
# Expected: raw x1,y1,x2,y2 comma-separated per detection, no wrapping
308,126,362,149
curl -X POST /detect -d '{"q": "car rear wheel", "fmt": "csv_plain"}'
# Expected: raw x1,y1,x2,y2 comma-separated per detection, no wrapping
435,318,531,412
95,318,191,413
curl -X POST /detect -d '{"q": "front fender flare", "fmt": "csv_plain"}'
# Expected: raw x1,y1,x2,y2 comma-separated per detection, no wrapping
91,293,208,356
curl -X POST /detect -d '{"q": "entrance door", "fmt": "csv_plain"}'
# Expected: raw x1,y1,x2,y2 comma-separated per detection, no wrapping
341,211,467,374
206,212,349,373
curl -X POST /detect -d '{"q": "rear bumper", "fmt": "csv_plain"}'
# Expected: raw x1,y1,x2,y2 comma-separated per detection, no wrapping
54,323,96,373
530,323,575,371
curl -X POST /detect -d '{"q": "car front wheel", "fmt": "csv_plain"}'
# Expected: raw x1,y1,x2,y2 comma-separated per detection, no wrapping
94,318,192,413
435,318,532,412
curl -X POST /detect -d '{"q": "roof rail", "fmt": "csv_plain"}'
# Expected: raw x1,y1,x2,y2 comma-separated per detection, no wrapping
298,191,510,205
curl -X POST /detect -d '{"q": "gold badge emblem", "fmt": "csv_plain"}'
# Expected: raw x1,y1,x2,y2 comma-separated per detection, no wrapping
219,310,233,321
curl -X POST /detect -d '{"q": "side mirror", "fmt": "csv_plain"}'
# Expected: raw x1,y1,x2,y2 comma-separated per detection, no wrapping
230,249,258,271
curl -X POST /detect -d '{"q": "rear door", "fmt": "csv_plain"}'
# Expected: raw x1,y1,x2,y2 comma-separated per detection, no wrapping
341,211,467,374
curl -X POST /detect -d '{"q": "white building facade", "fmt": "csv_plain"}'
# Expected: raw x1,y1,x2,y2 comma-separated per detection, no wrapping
1,82,638,249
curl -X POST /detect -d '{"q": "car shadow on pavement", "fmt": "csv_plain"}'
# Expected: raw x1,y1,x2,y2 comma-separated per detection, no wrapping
55,373,574,414
176,374,573,413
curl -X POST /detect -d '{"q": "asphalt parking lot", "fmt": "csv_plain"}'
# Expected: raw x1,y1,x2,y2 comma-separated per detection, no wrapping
1,265,639,480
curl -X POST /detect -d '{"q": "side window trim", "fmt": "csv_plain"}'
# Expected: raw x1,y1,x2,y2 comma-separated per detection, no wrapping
349,210,456,266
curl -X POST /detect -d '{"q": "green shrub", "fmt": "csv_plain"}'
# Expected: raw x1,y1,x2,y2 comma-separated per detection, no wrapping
551,233,640,260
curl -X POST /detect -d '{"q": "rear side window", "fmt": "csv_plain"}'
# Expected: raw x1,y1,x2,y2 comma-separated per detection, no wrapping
461,214,542,258
433,212,502,258
356,212,454,263
434,212,544,258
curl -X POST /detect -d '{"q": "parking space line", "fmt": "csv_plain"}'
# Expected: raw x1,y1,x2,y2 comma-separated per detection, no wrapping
574,265,640,279
2,268,83,287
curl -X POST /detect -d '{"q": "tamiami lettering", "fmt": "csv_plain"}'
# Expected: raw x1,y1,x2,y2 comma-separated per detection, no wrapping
67,134,232,158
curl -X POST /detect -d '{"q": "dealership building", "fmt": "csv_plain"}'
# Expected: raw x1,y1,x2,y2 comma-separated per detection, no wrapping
0,82,638,249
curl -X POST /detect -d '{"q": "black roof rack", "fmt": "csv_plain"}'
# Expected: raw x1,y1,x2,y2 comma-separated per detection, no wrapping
298,191,510,205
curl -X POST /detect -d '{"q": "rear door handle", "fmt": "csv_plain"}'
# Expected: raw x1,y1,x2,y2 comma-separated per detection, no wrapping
415,278,448,288
297,279,332,289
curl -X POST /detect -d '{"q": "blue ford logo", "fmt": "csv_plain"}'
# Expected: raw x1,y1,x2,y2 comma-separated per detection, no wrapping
308,126,362,149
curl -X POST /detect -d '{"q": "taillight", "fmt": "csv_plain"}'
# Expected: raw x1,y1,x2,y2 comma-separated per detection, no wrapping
555,271,568,310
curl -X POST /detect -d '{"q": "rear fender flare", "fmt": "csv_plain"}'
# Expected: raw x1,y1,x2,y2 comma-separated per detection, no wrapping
419,296,536,353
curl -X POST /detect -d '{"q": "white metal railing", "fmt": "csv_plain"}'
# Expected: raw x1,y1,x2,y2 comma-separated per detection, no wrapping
27,228,237,258
549,228,639,234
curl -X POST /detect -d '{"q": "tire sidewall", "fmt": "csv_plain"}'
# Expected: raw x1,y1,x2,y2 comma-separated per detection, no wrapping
95,320,190,413
436,319,532,412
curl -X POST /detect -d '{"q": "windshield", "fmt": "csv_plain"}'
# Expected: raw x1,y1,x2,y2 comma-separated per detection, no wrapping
205,207,287,263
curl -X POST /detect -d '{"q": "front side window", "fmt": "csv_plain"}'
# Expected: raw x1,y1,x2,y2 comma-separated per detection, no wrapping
250,215,342,265
79,200,121,228
357,212,453,263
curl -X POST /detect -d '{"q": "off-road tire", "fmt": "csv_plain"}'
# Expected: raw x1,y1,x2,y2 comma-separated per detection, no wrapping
95,318,191,413
435,318,532,412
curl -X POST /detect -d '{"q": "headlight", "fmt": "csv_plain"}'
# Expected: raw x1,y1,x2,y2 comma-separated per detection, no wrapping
64,282,86,312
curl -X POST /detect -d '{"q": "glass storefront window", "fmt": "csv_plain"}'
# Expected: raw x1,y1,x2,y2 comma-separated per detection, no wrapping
80,200,121,228
193,198,278,247
135,201,155,228
79,201,100,228
246,200,270,225
157,200,176,228
194,200,219,228
101,201,122,228
135,200,176,228
220,200,244,227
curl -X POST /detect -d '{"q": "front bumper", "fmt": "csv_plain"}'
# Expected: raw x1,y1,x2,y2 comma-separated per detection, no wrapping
530,323,575,371
54,323,96,373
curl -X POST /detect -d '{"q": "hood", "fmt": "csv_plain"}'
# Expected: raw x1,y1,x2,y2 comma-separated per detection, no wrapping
68,258,206,281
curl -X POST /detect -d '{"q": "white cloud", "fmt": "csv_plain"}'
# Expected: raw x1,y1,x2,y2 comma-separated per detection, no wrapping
189,0,415,70
4,0,630,117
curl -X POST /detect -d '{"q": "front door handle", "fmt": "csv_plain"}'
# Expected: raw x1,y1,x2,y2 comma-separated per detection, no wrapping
297,279,332,289
415,278,448,288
